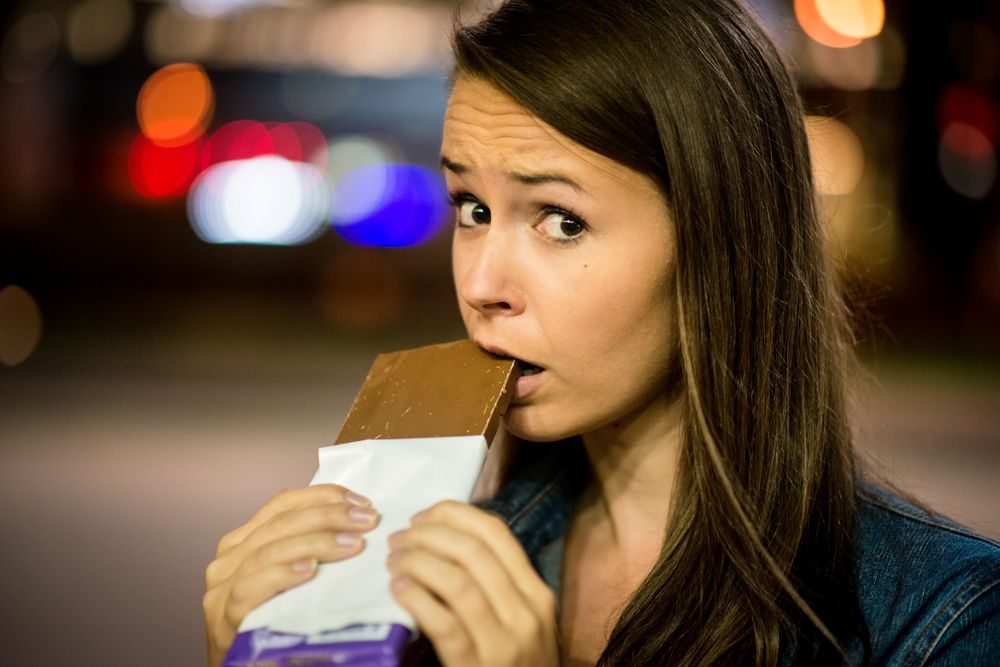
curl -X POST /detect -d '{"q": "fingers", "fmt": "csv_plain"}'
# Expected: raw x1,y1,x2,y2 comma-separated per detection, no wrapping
216,484,370,556
223,557,319,630
207,529,363,647
203,556,319,664
204,485,376,664
208,500,379,585
388,576,482,667
388,550,517,665
411,501,552,606
387,502,559,667
388,522,526,628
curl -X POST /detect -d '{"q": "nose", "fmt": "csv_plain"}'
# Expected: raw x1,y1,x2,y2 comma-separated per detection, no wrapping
455,230,526,317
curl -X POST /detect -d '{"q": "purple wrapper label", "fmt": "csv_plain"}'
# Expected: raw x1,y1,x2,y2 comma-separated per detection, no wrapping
223,623,412,667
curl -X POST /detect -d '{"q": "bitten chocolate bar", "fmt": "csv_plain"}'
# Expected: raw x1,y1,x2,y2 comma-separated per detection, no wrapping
224,340,521,667
335,339,520,444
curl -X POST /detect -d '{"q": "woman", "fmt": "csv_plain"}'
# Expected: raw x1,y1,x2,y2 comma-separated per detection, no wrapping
203,1,1000,665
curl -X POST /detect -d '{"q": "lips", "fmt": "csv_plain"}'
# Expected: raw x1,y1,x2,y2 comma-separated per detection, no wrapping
474,340,545,377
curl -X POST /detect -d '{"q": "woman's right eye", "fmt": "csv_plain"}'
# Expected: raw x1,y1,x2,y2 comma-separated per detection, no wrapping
454,198,491,227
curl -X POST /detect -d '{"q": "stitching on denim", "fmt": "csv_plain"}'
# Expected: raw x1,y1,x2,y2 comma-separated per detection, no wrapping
508,474,563,528
905,574,1000,666
861,490,1000,551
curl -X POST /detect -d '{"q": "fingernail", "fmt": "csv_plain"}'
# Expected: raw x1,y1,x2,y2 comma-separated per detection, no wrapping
346,491,371,507
349,506,378,524
386,550,401,567
390,576,410,592
387,530,405,548
292,558,316,574
410,510,428,524
335,531,363,547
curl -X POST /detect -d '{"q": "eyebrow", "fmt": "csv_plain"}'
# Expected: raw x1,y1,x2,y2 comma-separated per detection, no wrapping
440,155,586,194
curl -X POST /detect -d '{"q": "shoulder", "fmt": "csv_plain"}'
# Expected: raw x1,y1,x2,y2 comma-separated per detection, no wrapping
854,480,1000,666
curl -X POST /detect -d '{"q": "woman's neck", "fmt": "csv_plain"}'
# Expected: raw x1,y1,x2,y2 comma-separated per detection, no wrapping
578,391,683,552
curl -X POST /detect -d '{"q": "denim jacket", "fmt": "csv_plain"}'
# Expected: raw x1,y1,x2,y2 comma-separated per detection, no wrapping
473,448,1000,666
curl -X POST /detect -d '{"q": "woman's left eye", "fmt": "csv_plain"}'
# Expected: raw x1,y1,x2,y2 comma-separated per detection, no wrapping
536,209,589,244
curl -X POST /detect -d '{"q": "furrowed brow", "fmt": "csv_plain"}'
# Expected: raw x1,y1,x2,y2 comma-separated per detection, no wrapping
440,154,586,193
440,155,467,174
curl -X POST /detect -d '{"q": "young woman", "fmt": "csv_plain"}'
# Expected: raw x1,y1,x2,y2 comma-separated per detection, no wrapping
203,1,1000,665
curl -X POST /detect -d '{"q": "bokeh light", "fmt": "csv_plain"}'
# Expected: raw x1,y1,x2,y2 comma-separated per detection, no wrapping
316,3,443,77
265,122,328,170
179,0,273,18
137,63,214,147
873,25,907,90
200,120,274,170
144,5,217,65
128,133,202,198
805,116,866,196
188,156,329,245
331,164,449,248
1,12,60,83
66,0,134,65
815,0,885,40
0,285,43,367
939,123,998,200
323,134,397,187
808,37,881,91
938,84,998,146
794,0,861,49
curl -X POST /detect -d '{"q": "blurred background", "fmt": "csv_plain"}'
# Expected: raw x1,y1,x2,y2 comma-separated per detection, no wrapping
0,0,998,664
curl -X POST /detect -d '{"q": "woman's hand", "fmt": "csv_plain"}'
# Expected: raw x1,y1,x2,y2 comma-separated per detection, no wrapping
387,501,559,667
202,484,379,667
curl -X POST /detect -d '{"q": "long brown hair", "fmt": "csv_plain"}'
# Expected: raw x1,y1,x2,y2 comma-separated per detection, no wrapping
452,1,865,665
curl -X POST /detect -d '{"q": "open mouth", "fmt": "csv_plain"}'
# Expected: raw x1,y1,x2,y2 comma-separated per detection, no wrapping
519,362,544,376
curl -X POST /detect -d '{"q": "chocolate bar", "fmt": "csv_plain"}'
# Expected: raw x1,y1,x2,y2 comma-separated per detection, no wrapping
224,341,520,667
335,339,520,444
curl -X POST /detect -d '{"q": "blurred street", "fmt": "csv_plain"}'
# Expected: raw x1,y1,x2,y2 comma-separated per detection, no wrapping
1,301,998,666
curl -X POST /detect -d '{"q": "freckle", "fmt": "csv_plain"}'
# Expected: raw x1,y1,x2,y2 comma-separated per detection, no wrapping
583,264,589,269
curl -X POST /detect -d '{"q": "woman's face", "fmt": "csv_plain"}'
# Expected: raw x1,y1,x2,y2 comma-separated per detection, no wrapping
444,77,679,442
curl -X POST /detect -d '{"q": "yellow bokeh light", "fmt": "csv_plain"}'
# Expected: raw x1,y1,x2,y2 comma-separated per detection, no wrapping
0,285,43,366
806,115,865,196
137,62,214,146
816,0,885,40
794,0,861,49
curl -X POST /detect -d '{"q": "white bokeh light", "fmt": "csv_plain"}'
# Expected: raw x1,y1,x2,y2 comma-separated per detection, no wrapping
188,156,329,245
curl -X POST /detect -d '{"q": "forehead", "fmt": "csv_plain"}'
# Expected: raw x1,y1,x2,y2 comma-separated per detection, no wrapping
441,77,634,184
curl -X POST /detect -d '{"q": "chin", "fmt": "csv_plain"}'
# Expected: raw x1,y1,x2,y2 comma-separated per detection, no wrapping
502,406,584,443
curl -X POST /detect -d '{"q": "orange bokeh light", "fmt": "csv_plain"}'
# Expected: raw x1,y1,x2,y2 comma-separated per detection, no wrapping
794,0,862,49
816,0,885,41
137,63,214,147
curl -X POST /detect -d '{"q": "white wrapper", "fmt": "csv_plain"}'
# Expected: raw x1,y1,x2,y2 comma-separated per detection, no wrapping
238,436,488,636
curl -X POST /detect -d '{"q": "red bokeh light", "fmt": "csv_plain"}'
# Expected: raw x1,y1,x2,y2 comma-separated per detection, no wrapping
938,84,998,148
286,121,328,171
128,133,201,198
267,122,303,162
200,120,275,170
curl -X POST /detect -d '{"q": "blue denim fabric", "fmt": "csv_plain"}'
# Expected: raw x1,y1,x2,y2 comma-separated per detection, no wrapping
477,450,1000,666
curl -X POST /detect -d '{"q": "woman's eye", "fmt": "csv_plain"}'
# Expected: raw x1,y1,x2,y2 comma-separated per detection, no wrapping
456,200,491,227
537,211,588,243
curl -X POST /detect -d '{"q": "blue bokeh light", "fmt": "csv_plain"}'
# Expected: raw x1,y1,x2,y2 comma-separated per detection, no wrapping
330,163,449,248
